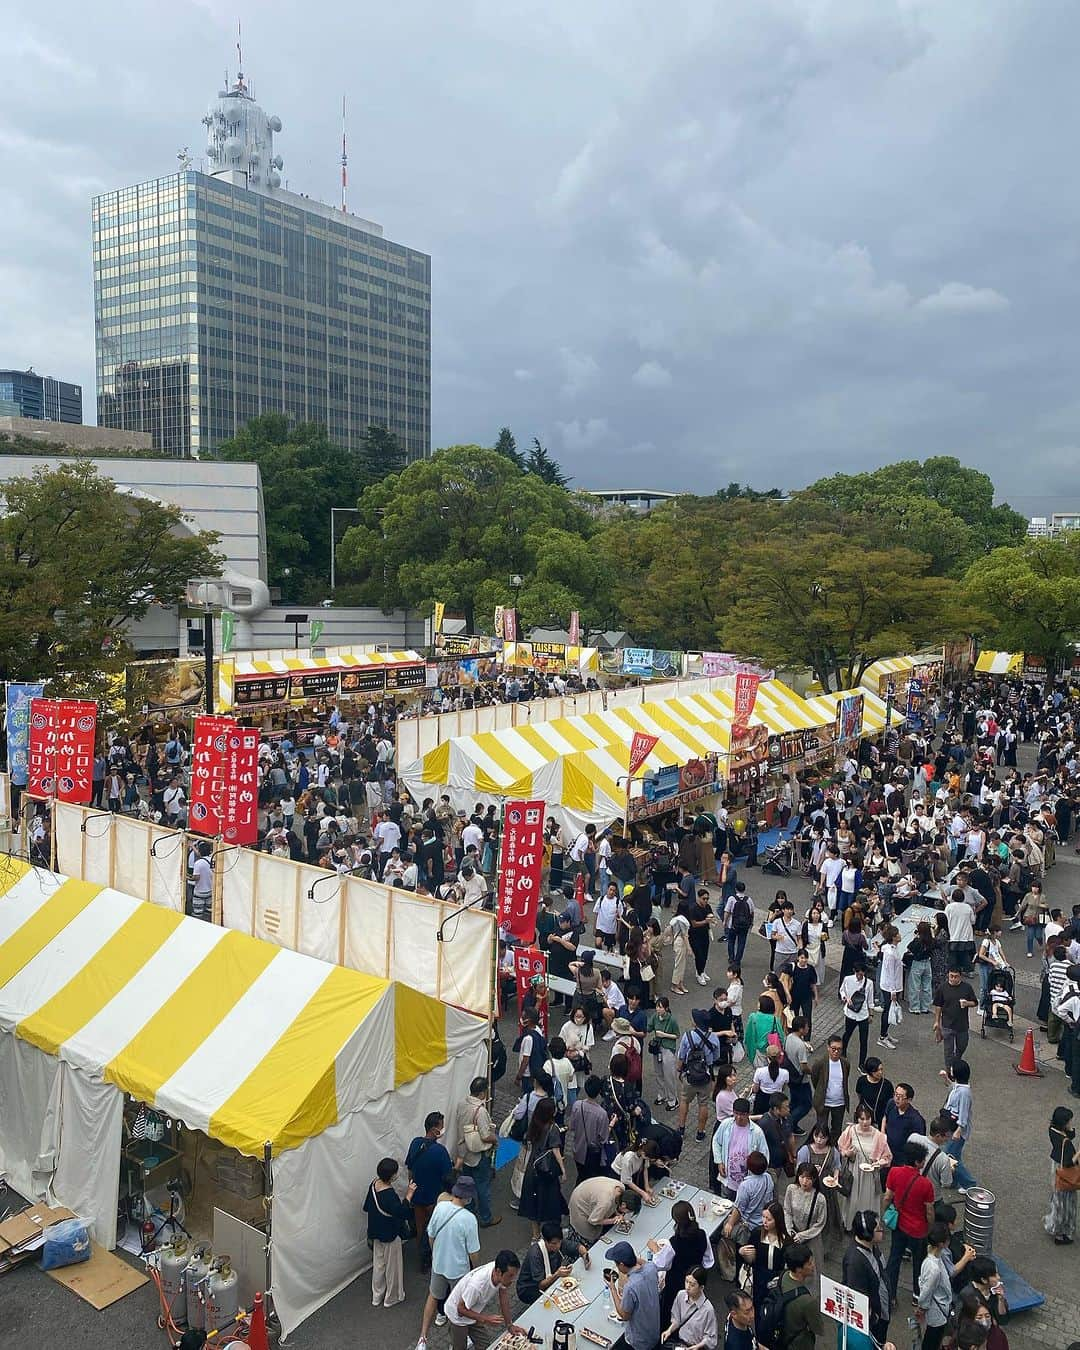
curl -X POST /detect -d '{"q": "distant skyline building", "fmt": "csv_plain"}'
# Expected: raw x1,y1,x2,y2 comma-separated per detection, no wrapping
0,369,82,424
93,68,430,459
1027,513,1080,538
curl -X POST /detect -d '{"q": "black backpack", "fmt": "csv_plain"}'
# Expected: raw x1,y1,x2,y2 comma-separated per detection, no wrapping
682,1030,712,1087
730,896,753,933
491,1027,507,1083
757,1277,809,1349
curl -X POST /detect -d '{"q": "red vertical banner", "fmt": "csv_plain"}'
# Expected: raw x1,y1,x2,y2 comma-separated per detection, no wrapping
568,610,581,647
732,672,761,731
628,731,659,776
27,698,97,803
515,946,549,1035
504,608,518,642
189,715,234,837
225,727,260,845
496,798,546,943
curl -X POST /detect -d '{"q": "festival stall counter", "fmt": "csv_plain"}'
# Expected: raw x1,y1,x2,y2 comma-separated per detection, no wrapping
0,860,487,1335
217,650,427,713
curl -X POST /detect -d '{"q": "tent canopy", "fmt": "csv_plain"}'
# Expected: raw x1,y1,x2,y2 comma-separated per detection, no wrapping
399,679,830,827
0,859,482,1158
803,688,905,736
859,656,915,692
218,649,424,710
975,651,1023,675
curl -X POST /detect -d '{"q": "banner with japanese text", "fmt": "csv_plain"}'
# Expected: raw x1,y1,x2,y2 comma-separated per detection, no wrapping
224,726,260,845
514,946,549,1034
433,601,445,636
732,672,761,731
497,798,546,943
568,610,580,646
6,682,45,786
503,608,518,642
628,731,659,776
26,698,97,803
189,715,234,836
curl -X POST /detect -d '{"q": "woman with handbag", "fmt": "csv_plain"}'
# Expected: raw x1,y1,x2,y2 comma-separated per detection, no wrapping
651,1201,711,1328
796,1124,844,1244
838,1105,892,1230
660,1267,718,1350
743,996,785,1068
783,1163,828,1290
363,1157,415,1307
1018,882,1049,958
1044,1105,1079,1245
559,1004,596,1093
648,995,680,1110
736,1201,789,1307
517,1097,568,1238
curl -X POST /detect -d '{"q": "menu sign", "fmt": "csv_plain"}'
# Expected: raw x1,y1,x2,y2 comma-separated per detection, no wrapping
234,675,291,706
294,670,340,699
385,663,427,689
341,667,387,694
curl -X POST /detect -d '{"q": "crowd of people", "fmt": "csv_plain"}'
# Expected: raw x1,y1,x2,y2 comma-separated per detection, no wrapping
349,672,1080,1350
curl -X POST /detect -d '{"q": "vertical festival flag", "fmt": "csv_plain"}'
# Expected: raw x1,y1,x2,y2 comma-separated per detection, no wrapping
514,946,549,1034
27,698,97,803
628,731,659,776
221,610,236,654
568,610,581,647
497,798,546,943
493,605,505,640
503,608,518,642
6,682,45,786
432,601,445,636
310,618,324,648
189,715,233,836
225,727,260,845
733,672,761,731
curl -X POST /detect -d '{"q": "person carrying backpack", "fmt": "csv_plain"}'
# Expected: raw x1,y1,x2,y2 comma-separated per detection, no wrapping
676,1009,722,1142
724,883,755,965
757,1241,822,1350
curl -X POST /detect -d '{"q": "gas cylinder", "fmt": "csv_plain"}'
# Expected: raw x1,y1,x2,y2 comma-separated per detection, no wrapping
184,1242,213,1330
205,1256,240,1333
158,1240,191,1323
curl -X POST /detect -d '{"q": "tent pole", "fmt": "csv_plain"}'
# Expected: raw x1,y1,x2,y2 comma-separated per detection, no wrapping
263,1139,280,1338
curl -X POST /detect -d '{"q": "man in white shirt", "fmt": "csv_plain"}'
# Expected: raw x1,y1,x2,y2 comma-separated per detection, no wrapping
820,848,844,916
191,842,213,921
163,776,186,826
944,890,976,973
839,966,875,1068
373,815,402,874
462,819,485,855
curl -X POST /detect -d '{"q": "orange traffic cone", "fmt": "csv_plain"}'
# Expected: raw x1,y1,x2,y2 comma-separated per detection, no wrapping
248,1291,270,1350
1014,1027,1042,1077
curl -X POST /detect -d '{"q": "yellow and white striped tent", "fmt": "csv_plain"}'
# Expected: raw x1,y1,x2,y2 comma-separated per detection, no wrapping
0,859,486,1334
974,651,1023,676
859,656,916,696
218,649,424,710
803,688,905,737
400,680,831,829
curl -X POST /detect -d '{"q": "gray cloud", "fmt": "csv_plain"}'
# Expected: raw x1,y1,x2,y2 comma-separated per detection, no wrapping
1,1,1077,507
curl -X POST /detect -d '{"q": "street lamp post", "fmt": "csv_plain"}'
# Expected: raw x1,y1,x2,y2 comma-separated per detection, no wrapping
330,507,361,592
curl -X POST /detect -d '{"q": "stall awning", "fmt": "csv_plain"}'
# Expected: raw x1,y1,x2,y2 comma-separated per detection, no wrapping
674,680,833,735
219,650,425,710
974,651,1023,675
0,861,483,1157
859,656,915,694
803,688,905,736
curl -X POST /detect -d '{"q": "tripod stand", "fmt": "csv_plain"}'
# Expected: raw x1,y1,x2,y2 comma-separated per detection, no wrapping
140,1183,191,1252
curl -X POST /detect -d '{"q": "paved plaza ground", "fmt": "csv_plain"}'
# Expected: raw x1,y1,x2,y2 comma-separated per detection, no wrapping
6,795,1080,1347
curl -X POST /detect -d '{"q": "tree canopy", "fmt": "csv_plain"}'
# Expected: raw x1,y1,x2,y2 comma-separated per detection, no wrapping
964,537,1080,667
217,413,405,601
0,462,221,696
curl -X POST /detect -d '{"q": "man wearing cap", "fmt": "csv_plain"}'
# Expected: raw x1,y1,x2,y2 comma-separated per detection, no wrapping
607,1241,662,1350
416,1177,482,1350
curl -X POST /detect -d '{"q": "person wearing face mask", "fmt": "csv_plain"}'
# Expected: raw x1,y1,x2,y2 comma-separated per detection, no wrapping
406,1111,453,1270
1045,1105,1078,1245
958,1257,1009,1340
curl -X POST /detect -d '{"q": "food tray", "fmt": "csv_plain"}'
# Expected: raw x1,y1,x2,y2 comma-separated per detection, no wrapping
492,1335,535,1350
656,1180,686,1199
551,1286,589,1312
643,1194,661,1207
611,1217,635,1234
580,1330,613,1349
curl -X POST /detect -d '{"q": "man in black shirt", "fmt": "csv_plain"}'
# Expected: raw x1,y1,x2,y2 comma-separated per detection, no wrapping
855,1057,894,1127
933,968,978,1071
757,1093,795,1175
707,989,737,1066
790,950,819,1034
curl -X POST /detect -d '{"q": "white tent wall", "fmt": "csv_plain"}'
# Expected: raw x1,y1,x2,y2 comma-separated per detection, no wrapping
54,803,184,911
271,1043,485,1335
0,1031,123,1248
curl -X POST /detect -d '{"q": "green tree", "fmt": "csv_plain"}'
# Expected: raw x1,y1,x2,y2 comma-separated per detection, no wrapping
218,414,402,601
964,537,1080,669
714,482,783,501
723,516,975,690
525,437,570,487
493,427,523,468
0,462,221,696
803,456,1026,570
334,445,595,631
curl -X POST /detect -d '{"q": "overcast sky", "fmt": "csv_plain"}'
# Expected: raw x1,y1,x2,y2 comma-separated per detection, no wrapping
2,1,1077,502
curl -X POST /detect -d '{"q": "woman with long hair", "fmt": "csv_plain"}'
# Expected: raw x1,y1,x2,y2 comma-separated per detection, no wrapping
736,1200,789,1306
654,1199,709,1327
783,1162,827,1288
1045,1105,1078,1245
838,1104,891,1230
517,1096,567,1237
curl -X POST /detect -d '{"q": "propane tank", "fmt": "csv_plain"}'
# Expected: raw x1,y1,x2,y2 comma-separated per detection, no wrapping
158,1240,191,1323
184,1242,213,1331
206,1255,240,1333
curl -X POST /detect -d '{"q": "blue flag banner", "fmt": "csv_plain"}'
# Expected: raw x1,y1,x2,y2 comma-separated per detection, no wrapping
6,682,45,786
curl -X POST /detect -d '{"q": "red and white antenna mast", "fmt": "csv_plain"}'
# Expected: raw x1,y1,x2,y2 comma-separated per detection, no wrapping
341,94,348,212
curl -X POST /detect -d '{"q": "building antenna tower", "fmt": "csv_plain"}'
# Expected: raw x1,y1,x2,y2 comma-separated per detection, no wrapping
341,94,348,212
236,20,244,89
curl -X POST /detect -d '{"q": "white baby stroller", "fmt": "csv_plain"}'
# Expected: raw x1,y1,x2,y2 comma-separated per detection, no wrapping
760,835,794,877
